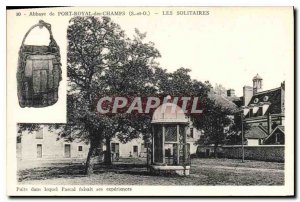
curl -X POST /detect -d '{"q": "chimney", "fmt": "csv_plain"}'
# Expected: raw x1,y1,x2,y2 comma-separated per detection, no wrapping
227,89,235,97
281,81,285,90
243,86,253,106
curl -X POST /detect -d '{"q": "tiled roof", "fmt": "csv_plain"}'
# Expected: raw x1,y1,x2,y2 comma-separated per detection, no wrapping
244,126,268,139
259,126,268,134
248,87,282,114
277,125,285,132
226,96,243,107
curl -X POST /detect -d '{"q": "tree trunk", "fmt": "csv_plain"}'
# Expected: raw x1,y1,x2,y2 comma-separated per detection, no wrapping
98,142,104,162
213,143,218,158
85,145,97,175
84,134,102,175
105,137,112,165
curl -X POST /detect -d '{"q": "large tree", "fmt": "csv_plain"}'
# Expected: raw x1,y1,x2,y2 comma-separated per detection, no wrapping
67,16,161,174
214,83,227,96
194,88,239,157
18,16,239,174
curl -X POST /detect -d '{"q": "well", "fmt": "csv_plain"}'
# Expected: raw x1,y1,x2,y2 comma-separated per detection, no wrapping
150,102,190,176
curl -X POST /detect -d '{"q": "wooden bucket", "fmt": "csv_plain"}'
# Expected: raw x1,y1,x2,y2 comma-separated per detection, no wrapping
17,20,62,108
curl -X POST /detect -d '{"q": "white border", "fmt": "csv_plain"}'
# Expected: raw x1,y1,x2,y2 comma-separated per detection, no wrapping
2,0,298,201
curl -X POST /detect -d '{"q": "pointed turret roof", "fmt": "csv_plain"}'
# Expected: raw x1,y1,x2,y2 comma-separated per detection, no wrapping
253,73,263,80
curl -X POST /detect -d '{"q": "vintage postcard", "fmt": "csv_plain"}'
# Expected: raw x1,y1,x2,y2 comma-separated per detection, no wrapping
6,7,294,196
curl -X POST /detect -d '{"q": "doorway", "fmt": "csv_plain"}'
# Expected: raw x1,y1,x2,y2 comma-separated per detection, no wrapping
205,149,210,157
64,144,71,158
133,145,138,157
37,144,42,158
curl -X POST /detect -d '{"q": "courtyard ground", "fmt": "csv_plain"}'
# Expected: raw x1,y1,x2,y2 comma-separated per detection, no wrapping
18,158,284,185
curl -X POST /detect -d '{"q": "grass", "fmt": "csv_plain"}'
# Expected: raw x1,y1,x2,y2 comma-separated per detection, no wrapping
18,158,284,185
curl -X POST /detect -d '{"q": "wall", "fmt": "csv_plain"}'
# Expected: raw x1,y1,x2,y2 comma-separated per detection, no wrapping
186,124,202,155
187,141,198,155
221,145,284,162
243,86,253,106
197,145,284,162
247,139,260,146
19,126,89,162
19,125,200,162
107,137,146,158
197,146,221,158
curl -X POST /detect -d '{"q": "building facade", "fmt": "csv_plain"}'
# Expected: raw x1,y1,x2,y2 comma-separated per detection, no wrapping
241,74,285,146
17,125,89,163
17,123,201,164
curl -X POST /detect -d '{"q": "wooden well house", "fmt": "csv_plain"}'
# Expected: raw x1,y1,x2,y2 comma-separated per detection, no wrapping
150,102,191,176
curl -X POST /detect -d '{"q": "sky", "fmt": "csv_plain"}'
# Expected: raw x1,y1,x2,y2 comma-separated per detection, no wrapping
20,7,293,97
109,7,293,96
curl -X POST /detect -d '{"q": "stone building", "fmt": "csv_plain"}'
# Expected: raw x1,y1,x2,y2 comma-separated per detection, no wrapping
17,122,201,164
241,74,285,146
17,125,89,165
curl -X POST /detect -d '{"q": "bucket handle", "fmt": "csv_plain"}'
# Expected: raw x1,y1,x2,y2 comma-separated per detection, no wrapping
21,20,58,49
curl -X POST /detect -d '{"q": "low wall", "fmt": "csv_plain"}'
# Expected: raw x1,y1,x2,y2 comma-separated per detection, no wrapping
221,145,284,162
197,145,284,162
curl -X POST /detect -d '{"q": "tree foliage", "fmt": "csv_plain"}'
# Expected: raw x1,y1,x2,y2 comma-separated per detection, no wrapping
18,16,244,172
193,87,239,156
67,16,162,172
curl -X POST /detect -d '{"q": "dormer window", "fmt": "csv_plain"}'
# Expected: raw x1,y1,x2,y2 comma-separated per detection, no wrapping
253,98,259,104
263,96,269,102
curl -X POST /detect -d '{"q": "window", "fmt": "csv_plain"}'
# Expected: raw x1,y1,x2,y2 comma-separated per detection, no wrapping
165,125,177,142
35,128,43,139
37,144,42,158
78,146,83,151
190,128,194,138
133,145,138,153
111,143,119,153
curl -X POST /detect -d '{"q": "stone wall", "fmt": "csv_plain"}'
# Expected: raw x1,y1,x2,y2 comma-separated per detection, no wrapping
197,145,284,162
223,145,284,162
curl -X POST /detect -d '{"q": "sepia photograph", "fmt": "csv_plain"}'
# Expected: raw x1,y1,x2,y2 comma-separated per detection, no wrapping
6,6,294,196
